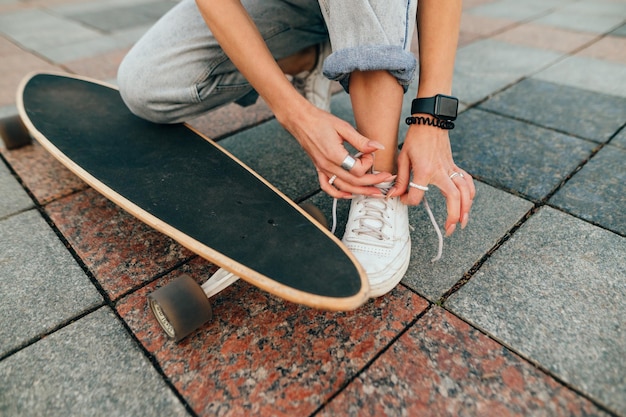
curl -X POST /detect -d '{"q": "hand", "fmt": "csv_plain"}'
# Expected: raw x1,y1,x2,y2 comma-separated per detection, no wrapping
390,123,476,236
281,105,396,199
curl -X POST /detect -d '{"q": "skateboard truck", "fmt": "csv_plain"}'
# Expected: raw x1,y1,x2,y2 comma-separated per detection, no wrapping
0,114,32,150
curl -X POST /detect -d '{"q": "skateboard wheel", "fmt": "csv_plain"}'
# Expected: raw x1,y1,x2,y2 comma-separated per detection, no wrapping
148,275,212,342
300,202,329,229
0,115,31,150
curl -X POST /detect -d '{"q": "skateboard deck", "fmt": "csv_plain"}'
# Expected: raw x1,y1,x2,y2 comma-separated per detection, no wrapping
16,72,369,337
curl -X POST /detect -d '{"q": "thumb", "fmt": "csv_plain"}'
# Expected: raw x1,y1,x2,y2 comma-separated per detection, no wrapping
337,122,385,153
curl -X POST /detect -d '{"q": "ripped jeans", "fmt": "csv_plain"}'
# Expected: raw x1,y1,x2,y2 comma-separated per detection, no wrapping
117,0,417,123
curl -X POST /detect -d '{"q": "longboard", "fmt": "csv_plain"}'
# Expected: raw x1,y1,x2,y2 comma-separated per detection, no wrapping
15,72,369,340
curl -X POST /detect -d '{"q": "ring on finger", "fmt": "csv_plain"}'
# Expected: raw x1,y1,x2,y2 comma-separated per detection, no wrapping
449,171,464,180
328,175,337,185
341,155,357,171
409,182,429,191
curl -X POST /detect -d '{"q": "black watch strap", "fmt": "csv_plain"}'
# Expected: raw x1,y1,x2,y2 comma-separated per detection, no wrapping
411,94,458,121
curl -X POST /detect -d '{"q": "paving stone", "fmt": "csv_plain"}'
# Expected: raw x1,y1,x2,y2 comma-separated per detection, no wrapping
321,306,610,417
454,39,563,104
403,181,533,302
45,188,194,301
480,78,626,143
0,9,103,51
68,1,175,32
550,145,626,235
612,127,626,149
577,35,626,65
465,0,556,22
0,210,103,356
534,5,624,34
116,258,429,416
0,159,32,218
612,24,626,37
0,307,189,417
451,108,596,200
492,22,599,54
447,207,626,415
534,55,626,98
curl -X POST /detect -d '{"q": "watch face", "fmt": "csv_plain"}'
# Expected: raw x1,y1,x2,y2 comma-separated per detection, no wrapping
436,95,458,120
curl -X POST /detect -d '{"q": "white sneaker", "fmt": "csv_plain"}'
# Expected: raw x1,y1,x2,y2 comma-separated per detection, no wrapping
292,42,333,111
342,183,411,298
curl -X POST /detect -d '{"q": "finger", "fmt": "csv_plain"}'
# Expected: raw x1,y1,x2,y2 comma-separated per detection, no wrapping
388,152,411,198
328,177,386,197
400,179,428,206
335,121,386,154
318,171,352,199
438,178,462,236
450,171,473,229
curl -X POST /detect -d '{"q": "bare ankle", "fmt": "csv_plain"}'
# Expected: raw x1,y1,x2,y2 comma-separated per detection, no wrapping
277,45,317,75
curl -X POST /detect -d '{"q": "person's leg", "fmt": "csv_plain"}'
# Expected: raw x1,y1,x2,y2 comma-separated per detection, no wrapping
318,0,417,297
118,0,328,123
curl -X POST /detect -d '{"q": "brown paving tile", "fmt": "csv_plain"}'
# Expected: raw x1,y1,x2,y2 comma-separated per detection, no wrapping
116,260,429,417
460,14,517,37
321,306,608,417
492,23,600,54
0,43,61,107
45,188,194,300
463,0,498,11
1,141,87,204
63,48,131,81
576,35,626,64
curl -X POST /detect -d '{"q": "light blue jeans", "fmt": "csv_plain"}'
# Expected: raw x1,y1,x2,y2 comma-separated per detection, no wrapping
118,0,417,123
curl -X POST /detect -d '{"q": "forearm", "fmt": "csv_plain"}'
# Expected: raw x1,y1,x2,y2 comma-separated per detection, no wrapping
195,0,307,119
416,0,462,97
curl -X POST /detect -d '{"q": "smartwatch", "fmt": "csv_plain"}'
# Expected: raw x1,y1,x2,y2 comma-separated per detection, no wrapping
411,94,459,121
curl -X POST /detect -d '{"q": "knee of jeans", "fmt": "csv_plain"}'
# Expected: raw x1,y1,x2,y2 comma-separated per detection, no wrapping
117,63,179,124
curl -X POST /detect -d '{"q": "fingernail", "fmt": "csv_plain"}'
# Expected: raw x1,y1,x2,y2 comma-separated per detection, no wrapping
386,186,397,199
461,213,469,229
385,174,398,182
445,223,456,237
368,140,385,150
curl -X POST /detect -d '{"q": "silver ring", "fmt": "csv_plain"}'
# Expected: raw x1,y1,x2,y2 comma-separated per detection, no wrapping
409,182,429,191
449,172,461,180
340,155,356,171
328,175,337,185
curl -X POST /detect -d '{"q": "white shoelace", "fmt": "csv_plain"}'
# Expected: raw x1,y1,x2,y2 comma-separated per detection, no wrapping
330,189,443,263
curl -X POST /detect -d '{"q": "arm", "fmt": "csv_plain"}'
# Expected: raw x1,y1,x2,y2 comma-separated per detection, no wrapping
392,0,476,235
195,0,393,197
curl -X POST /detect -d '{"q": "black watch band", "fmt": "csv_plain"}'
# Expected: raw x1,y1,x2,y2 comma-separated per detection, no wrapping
411,94,459,121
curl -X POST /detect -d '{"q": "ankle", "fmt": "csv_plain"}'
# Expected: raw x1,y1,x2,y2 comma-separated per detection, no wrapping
278,45,317,76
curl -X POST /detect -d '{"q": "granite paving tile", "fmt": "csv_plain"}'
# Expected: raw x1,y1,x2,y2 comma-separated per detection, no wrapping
1,141,88,205
479,79,626,143
492,22,599,53
0,210,103,356
63,48,130,81
447,207,626,415
116,257,429,417
321,306,610,417
45,188,194,300
550,145,626,235
0,158,32,218
67,1,174,32
576,35,626,65
460,13,517,37
38,36,122,64
450,108,596,200
453,39,563,104
0,307,190,417
534,55,626,98
0,41,60,107
402,182,533,302
612,24,626,37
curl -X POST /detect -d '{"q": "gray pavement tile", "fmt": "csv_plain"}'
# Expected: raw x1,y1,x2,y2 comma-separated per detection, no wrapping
0,9,103,52
612,24,626,37
446,207,626,416
612,127,626,149
479,78,626,143
465,0,557,22
0,160,33,218
534,3,626,34
0,210,103,356
38,36,121,63
0,307,190,417
454,40,563,104
68,1,175,33
534,55,626,98
550,145,626,235
404,182,533,301
451,108,596,200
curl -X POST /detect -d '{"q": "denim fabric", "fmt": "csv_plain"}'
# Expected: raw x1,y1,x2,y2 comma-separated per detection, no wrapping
318,0,417,92
118,0,417,123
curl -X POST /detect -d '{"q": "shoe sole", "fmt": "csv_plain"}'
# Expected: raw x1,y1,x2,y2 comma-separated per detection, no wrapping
368,240,411,298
